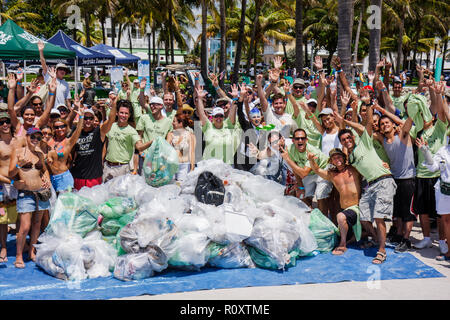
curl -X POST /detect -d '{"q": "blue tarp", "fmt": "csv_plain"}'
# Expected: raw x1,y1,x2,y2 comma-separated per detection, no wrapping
47,30,115,66
0,235,443,300
90,44,140,64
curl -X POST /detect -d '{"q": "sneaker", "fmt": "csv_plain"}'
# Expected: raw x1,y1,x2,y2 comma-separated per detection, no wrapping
439,242,448,255
395,239,411,253
414,238,433,249
389,234,403,246
386,226,397,242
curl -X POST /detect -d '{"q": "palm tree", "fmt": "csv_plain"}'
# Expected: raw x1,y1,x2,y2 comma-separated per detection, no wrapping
201,0,208,77
219,0,227,85
295,0,304,75
337,0,354,82
245,0,263,77
0,0,41,32
232,0,247,84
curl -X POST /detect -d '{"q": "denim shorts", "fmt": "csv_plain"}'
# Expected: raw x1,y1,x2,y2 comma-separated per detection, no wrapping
16,192,50,213
51,170,74,192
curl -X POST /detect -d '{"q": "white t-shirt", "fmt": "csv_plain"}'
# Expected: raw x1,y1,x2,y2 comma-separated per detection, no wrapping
263,107,297,139
44,72,70,107
321,130,341,157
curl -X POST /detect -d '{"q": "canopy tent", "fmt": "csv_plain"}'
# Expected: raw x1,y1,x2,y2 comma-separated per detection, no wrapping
0,20,75,60
90,43,140,64
47,30,115,66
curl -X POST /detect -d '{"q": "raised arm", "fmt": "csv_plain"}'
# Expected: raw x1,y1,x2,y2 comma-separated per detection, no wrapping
227,84,239,126
7,74,19,129
66,108,85,150
256,74,269,113
100,95,118,141
36,77,56,128
279,145,312,179
264,68,280,99
209,72,227,98
194,86,209,126
236,83,251,130
173,76,184,109
124,68,132,89
431,81,448,123
333,57,358,101
138,78,149,114
38,40,48,77
307,152,331,181
284,81,300,119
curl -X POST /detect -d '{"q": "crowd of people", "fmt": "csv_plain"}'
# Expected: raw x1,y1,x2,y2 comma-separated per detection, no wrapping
0,42,449,270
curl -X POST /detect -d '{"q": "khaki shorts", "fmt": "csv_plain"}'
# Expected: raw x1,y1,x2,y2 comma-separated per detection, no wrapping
359,177,397,222
302,174,333,200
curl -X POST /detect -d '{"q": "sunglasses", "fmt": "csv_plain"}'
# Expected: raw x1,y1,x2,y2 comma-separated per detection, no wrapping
54,125,66,130
32,102,43,106
59,109,68,114
42,131,52,136
213,114,224,118
293,136,307,141
0,119,11,125
30,134,42,141
50,114,59,118
84,116,94,121
293,86,305,90
182,110,192,115
216,103,227,108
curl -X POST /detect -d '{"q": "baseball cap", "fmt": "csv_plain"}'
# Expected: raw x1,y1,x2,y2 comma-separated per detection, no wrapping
307,98,318,105
0,111,10,119
149,96,164,105
182,104,194,112
108,91,117,96
319,108,334,117
55,63,70,73
211,107,225,116
216,97,231,105
26,127,42,136
328,148,346,161
50,109,61,116
56,104,69,111
293,78,306,87
393,76,402,84
0,102,8,111
363,85,374,92
133,79,140,83
249,107,261,118
84,109,95,116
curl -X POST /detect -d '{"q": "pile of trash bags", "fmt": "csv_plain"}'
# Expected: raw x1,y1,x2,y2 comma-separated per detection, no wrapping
35,159,339,282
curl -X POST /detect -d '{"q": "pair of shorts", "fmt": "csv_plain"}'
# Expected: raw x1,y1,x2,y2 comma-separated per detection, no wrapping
302,174,333,200
16,192,50,214
175,163,191,182
0,182,18,202
359,177,397,222
435,187,450,215
102,162,131,183
73,177,102,191
413,177,438,217
0,202,17,224
50,170,74,192
393,178,416,222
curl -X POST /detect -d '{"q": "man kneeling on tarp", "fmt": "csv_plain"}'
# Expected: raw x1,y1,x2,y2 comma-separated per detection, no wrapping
308,148,362,255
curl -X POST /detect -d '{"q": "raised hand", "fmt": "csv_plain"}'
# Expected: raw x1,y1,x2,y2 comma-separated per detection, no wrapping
415,136,428,148
16,68,24,82
48,76,57,93
268,68,280,83
195,86,207,99
247,142,258,156
28,78,39,93
332,56,341,70
140,77,147,90
313,56,323,70
333,110,344,125
73,93,81,110
283,81,291,95
255,74,263,86
375,80,386,91
367,71,375,83
123,68,129,77
307,152,318,161
273,56,283,70
208,72,219,87
47,66,56,79
228,83,239,98
341,90,351,107
7,73,17,89
37,40,45,52
238,83,248,100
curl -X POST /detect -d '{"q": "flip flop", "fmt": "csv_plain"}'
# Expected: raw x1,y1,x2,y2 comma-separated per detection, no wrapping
332,247,347,255
0,255,8,263
14,261,25,269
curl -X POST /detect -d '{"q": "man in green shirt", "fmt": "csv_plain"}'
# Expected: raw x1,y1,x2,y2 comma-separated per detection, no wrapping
338,102,397,265
103,100,152,182
280,128,332,210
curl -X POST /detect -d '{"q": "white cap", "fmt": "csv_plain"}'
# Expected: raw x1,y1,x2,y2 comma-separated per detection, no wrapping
319,108,334,117
84,109,95,115
50,109,61,116
211,107,225,116
133,79,140,83
108,91,116,96
149,96,164,105
307,98,318,105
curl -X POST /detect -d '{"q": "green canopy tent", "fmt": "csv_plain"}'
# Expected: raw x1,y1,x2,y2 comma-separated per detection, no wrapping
0,19,76,83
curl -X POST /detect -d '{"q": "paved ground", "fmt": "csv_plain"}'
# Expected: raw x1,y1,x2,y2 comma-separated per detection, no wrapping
116,221,450,300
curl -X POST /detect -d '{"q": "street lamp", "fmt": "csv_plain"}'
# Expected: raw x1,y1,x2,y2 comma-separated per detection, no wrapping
433,37,439,74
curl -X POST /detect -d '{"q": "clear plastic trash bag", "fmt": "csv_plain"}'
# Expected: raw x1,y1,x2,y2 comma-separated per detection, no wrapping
207,242,255,269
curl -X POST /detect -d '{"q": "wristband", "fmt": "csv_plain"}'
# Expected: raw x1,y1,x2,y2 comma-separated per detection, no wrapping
140,89,145,92
214,86,220,91
49,92,55,96
194,78,199,81
336,69,343,73
286,91,291,95
17,82,22,86
79,115,84,119
271,81,278,84
298,186,305,190
16,164,20,169
380,88,386,92
10,180,14,186
232,97,238,101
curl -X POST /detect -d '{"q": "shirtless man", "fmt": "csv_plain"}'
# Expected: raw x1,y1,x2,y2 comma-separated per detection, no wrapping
0,112,25,263
308,148,362,255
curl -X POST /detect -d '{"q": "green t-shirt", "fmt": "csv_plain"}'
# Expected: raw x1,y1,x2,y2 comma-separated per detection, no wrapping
106,123,141,163
348,129,391,182
136,114,173,143
285,95,307,116
292,110,322,148
410,119,448,178
390,94,409,116
288,143,329,176
373,138,390,164
118,89,127,101
202,119,241,164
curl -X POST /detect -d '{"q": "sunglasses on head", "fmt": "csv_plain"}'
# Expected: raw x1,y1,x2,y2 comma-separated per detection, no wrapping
54,124,66,130
0,118,11,125
30,134,42,141
293,136,307,141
